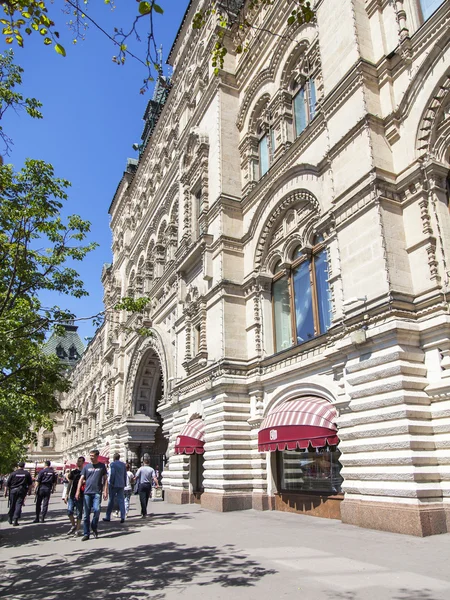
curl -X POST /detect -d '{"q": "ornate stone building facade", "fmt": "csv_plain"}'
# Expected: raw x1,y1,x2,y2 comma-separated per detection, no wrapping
61,0,450,536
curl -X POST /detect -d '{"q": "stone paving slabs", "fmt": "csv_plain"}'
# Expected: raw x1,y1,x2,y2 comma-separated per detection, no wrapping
1,492,450,599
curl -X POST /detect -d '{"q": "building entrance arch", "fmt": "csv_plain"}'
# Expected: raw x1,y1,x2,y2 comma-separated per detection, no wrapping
119,332,172,468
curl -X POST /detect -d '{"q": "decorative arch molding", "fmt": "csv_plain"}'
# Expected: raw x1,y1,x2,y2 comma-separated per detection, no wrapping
237,70,272,131
236,22,317,131
252,188,321,271
165,182,179,213
282,232,304,261
263,382,338,419
279,39,311,90
396,29,450,123
187,399,204,421
246,163,322,238
123,327,174,418
416,70,450,161
248,92,272,132
182,128,209,172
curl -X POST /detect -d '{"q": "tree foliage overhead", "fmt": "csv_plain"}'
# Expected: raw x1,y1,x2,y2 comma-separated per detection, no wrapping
0,49,98,473
0,157,97,473
0,49,42,154
0,1,314,90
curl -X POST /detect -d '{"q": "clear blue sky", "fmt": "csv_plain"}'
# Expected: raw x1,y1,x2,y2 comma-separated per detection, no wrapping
4,0,189,342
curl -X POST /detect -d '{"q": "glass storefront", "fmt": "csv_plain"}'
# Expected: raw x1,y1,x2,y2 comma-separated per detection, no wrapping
279,446,343,494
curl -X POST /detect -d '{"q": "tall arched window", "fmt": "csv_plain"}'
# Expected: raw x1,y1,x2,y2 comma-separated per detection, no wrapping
292,75,316,137
272,235,332,353
258,123,275,178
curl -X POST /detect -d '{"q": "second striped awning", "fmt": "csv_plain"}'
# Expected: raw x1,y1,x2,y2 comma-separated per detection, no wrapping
98,442,110,464
175,418,205,455
258,396,339,452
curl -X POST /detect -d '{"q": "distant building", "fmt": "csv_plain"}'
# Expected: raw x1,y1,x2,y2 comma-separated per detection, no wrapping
26,322,84,468
61,0,450,536
44,320,85,368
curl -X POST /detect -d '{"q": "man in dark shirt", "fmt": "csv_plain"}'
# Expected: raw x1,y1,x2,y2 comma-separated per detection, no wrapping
34,460,57,523
5,462,33,526
76,449,108,541
65,456,85,536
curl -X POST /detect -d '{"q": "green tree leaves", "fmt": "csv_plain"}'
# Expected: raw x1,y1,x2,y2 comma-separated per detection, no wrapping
0,157,98,473
55,43,66,56
0,50,43,154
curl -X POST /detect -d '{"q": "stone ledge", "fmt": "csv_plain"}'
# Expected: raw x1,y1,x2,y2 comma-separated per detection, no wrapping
200,492,253,512
165,489,190,505
340,498,450,537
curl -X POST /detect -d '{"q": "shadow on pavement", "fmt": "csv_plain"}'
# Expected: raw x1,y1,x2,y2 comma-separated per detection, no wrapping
0,512,193,548
327,589,444,600
393,590,444,600
0,541,277,599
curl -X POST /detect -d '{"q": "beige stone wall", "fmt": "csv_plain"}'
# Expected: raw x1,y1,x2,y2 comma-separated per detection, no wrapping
59,0,450,534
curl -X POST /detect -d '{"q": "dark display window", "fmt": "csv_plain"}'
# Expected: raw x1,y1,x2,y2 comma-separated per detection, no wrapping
280,447,343,494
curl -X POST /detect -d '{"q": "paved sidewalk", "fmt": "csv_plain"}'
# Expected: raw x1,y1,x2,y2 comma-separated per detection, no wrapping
1,491,450,600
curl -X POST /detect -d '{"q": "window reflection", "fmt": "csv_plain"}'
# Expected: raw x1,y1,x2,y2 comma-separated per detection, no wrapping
293,261,315,343
271,237,332,353
259,134,269,177
293,77,317,137
273,276,292,352
280,447,343,494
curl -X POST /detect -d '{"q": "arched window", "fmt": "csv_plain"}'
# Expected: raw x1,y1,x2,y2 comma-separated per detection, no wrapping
272,235,331,353
292,74,317,137
258,123,274,178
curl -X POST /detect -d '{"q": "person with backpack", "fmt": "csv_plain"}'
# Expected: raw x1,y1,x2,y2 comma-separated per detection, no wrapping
4,462,33,526
34,460,57,523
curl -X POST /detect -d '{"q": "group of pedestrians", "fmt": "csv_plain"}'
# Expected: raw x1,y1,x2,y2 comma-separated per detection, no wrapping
3,460,58,526
3,451,161,541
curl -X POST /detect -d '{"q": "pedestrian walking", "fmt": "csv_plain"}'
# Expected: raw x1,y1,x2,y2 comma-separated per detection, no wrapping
0,474,4,491
124,463,134,517
34,460,57,523
65,456,85,536
76,449,108,541
103,453,127,523
4,462,33,526
61,469,71,501
154,464,162,486
135,457,159,518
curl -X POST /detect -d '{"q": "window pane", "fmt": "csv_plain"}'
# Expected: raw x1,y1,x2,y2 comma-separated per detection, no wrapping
273,260,282,275
293,246,302,260
281,448,343,494
314,249,332,333
259,134,269,177
273,277,292,352
293,88,306,136
293,261,315,343
420,0,444,20
309,78,317,121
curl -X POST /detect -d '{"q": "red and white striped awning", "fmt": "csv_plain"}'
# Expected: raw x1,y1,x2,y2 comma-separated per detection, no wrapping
175,418,205,455
98,442,110,464
258,396,339,452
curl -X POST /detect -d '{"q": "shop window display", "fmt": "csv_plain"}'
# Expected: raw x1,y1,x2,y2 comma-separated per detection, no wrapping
279,446,343,494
